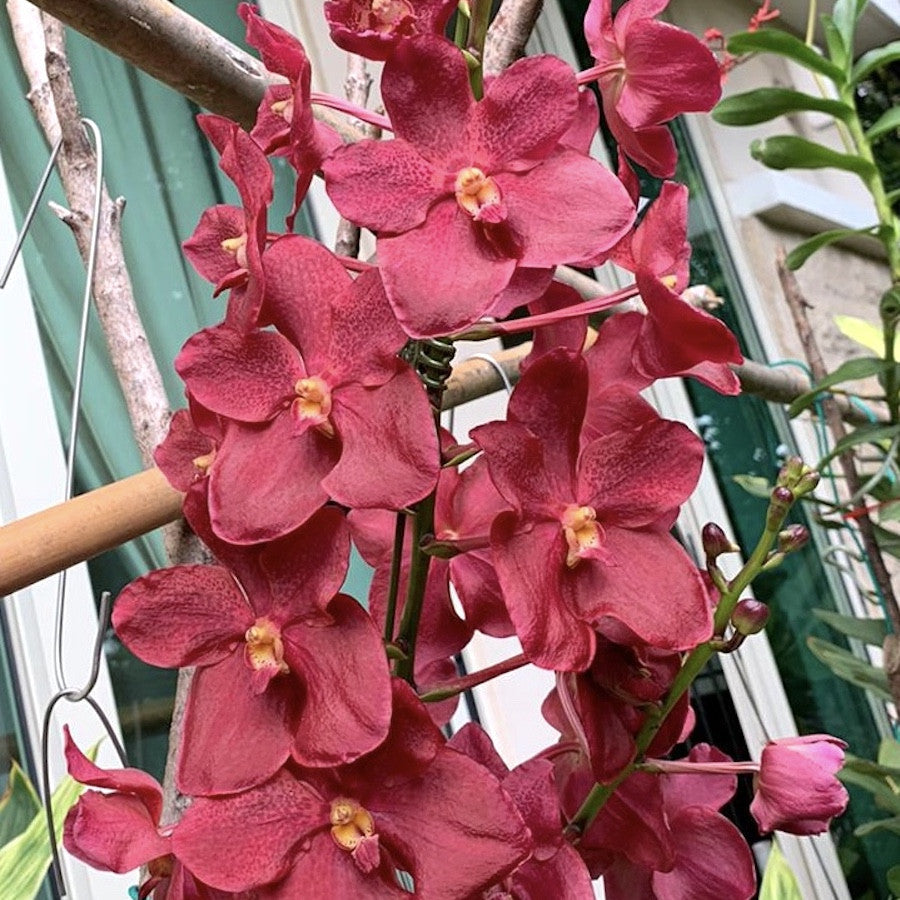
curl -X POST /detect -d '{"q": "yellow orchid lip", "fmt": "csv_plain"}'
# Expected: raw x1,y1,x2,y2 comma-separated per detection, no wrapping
292,376,336,437
330,797,376,850
454,167,502,218
561,504,602,568
244,617,289,676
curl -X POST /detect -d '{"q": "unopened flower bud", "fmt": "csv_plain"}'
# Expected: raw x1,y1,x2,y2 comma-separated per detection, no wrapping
702,522,738,562
778,524,809,554
762,551,785,571
776,457,819,496
794,470,820,497
731,599,769,635
767,486,794,530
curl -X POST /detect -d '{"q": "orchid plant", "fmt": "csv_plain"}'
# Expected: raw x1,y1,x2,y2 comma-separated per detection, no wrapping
59,2,853,897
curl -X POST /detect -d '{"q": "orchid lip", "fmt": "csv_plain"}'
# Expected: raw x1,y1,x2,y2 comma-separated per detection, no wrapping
330,797,376,850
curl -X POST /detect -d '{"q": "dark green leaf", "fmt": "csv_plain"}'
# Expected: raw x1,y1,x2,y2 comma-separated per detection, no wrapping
878,737,900,770
854,816,900,837
732,474,773,498
713,88,853,127
727,30,846,82
818,423,900,469
0,763,40,848
812,608,887,646
865,106,900,142
787,356,893,417
750,136,877,180
843,753,900,780
806,636,893,701
785,226,880,270
852,41,900,84
886,187,900,205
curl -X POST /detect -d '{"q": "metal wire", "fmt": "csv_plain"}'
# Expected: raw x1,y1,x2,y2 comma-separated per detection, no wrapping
0,135,62,288
41,592,127,897
53,118,104,694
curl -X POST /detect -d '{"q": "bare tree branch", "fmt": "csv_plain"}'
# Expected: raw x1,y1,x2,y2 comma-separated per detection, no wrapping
484,0,544,74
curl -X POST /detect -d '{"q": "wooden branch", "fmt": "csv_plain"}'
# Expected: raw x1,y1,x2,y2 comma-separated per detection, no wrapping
484,0,544,74
777,250,900,708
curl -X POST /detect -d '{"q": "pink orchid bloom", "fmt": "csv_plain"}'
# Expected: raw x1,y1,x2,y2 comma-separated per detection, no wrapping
112,504,393,796
175,235,439,544
583,0,722,177
173,681,532,897
238,4,341,229
324,0,457,60
153,398,223,504
750,735,849,835
62,728,240,900
323,35,634,337
472,349,712,671
450,723,595,899
182,116,271,330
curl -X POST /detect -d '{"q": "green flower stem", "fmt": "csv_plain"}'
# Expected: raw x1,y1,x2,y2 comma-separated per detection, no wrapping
467,0,492,99
567,508,790,835
454,1,470,50
394,491,436,683
841,92,900,281
383,510,407,644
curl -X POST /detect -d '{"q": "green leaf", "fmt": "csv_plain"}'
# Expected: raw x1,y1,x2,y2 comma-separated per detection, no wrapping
852,41,900,84
878,737,900,770
732,474,773,498
0,743,97,900
854,815,900,837
759,842,803,900
887,864,900,894
806,636,893,701
712,88,853,127
842,753,900,780
787,356,893,417
887,187,900,206
865,106,900,142
750,136,877,180
0,763,41,848
839,758,900,815
812,608,887,646
727,30,846,82
832,0,868,53
817,423,900,469
821,16,848,71
786,226,880,270
834,315,889,355
872,522,900,559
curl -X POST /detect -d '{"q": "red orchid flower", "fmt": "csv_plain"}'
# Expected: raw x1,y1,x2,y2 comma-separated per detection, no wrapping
173,681,532,897
324,0,458,61
472,349,712,671
583,0,722,177
324,34,634,337
112,504,393,796
175,235,439,544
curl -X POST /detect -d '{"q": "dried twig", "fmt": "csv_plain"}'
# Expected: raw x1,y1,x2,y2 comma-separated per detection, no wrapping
334,54,372,258
777,249,900,707
484,0,544,74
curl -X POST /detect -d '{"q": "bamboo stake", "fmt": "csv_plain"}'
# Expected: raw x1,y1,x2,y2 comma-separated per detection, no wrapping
0,468,181,597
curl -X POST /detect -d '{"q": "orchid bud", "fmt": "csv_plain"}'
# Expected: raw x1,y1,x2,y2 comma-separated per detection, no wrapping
766,486,794,530
778,524,809,554
762,551,785,571
731,599,769,635
776,457,819,497
702,522,738,563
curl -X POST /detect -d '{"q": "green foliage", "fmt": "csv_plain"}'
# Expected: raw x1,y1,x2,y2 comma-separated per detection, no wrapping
786,226,882,270
712,88,853,127
813,608,888,646
853,41,900,85
0,762,41,848
865,107,900,143
816,422,900,469
0,744,98,900
887,863,900,894
835,315,891,355
787,357,894,417
732,473,773,498
750,135,877,180
806,636,893,701
831,0,869,57
727,30,846,82
759,842,803,900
